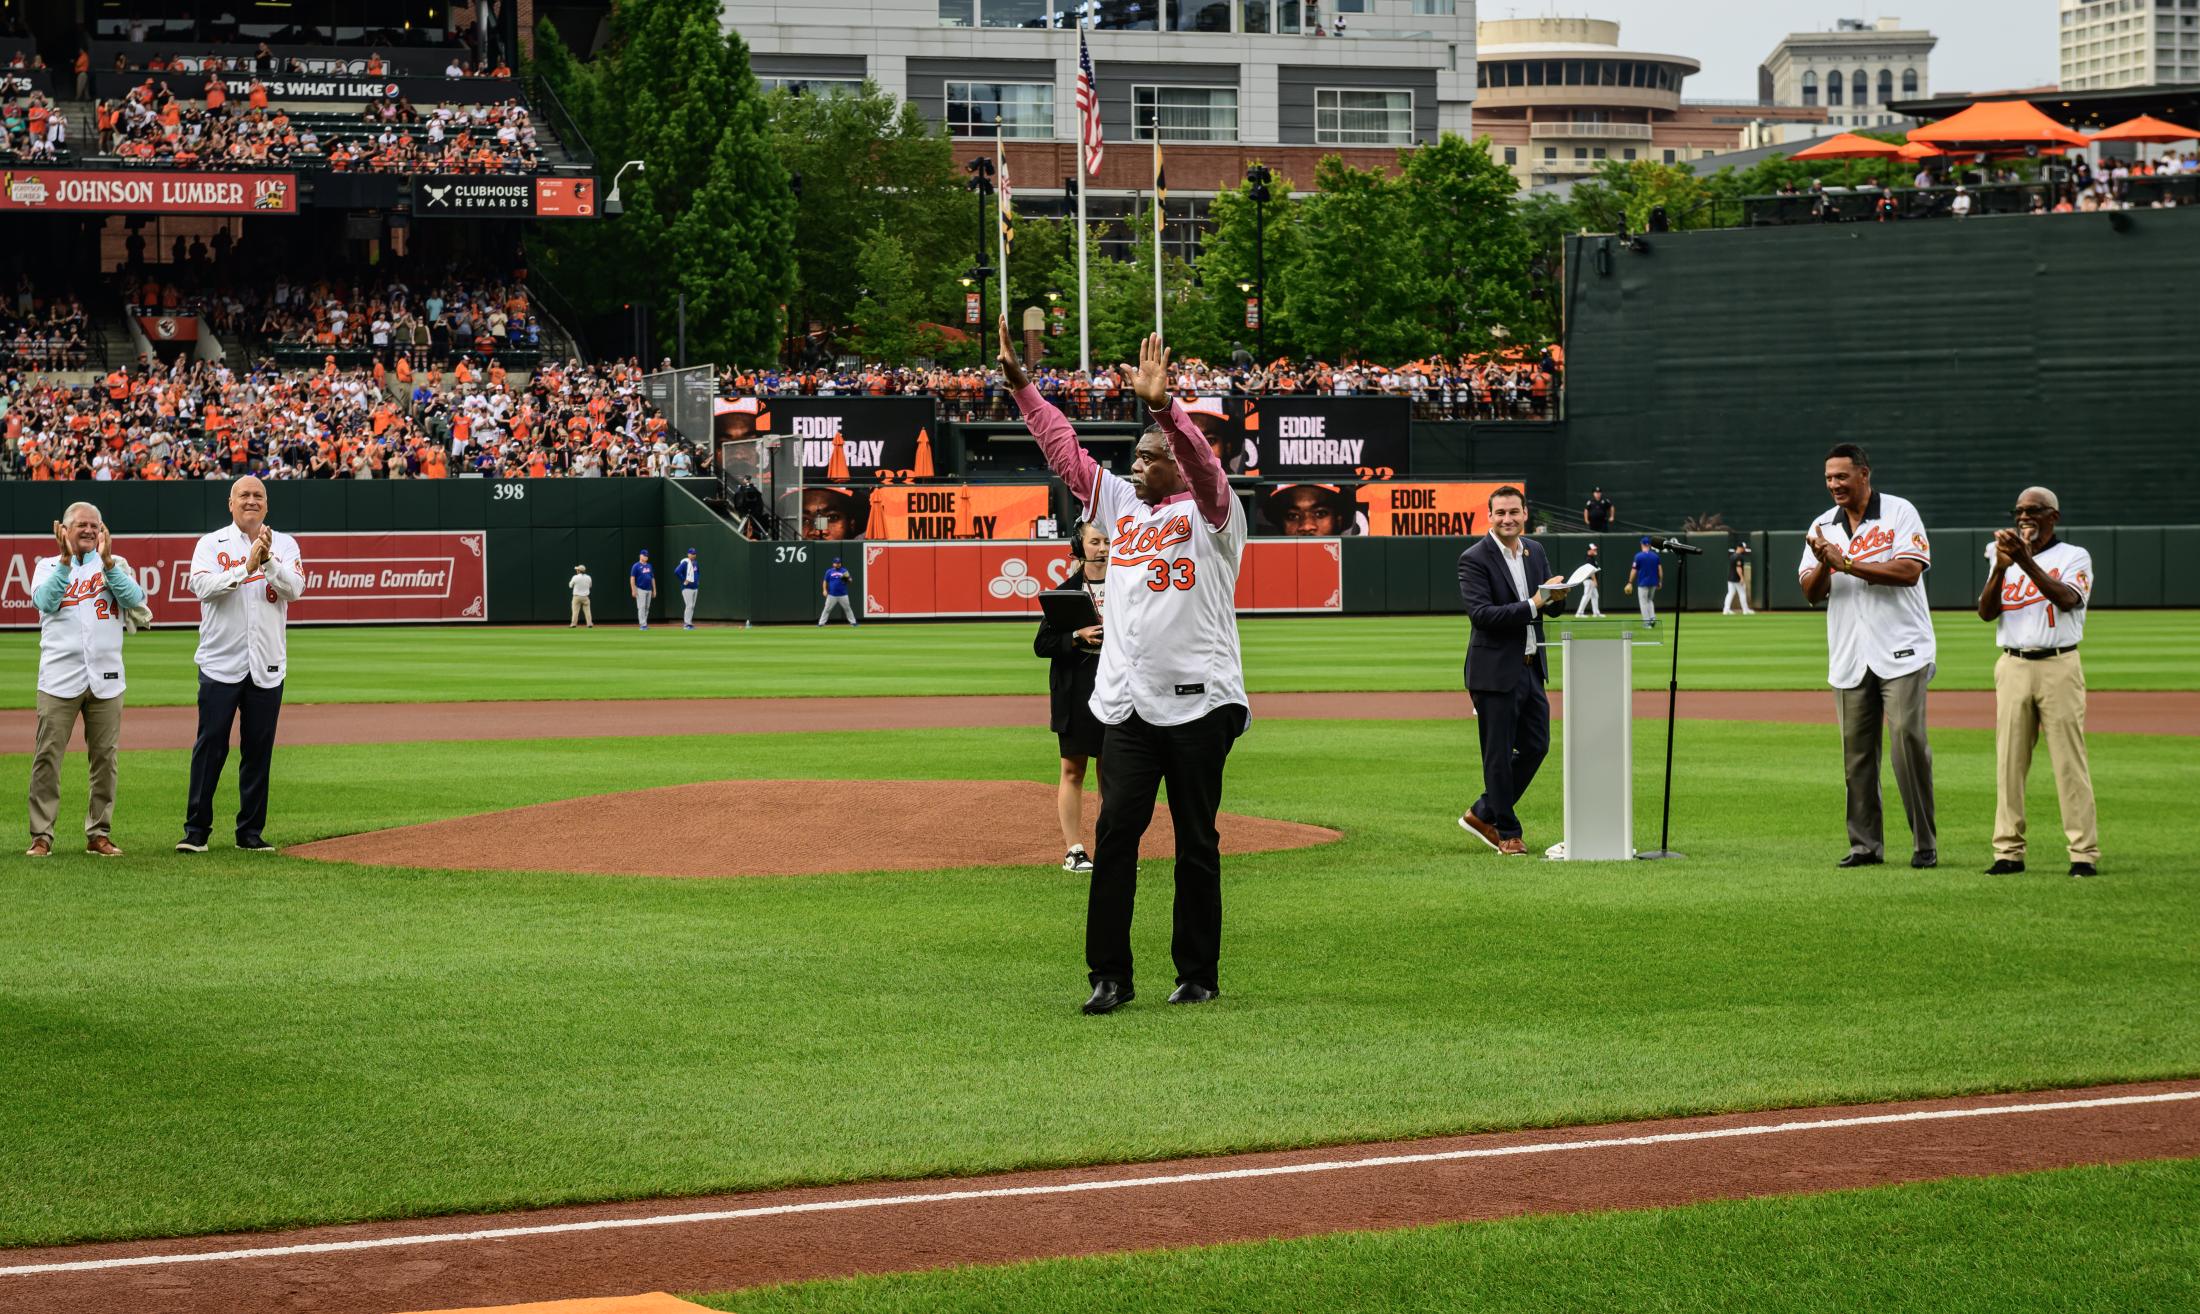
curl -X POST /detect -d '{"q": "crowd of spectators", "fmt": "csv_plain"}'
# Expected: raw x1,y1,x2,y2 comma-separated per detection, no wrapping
103,43,513,81
0,88,69,160
0,278,91,370
0,354,703,483
98,77,541,173
718,351,1564,422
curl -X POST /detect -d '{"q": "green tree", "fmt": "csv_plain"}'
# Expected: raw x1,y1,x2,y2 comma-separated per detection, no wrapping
847,226,941,364
1564,159,1712,235
1281,156,1432,362
1045,207,1202,368
770,83,967,352
1195,166,1302,362
529,5,796,364
1400,133,1537,354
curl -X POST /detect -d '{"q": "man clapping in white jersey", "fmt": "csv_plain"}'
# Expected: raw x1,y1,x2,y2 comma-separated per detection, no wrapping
1001,317,1249,1017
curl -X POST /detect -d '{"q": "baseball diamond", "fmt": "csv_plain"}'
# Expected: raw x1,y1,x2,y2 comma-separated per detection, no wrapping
6,5,2200,1308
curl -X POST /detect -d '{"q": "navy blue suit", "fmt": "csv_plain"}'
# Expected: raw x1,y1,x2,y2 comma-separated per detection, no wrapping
1459,535,1563,840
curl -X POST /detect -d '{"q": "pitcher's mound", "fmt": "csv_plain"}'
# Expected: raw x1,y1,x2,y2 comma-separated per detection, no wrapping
287,779,1342,878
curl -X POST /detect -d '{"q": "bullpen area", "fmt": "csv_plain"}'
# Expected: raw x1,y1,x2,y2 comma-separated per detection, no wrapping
2,613,2195,1312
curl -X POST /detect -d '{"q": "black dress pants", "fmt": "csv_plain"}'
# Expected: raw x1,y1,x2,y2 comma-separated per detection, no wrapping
1089,705,1246,992
186,675,284,844
1468,659,1550,841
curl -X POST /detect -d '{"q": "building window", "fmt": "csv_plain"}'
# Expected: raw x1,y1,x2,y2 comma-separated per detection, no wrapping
762,78,865,97
1663,148,1675,163
1852,69,1867,104
946,82,1055,138
1574,147,1588,159
939,0,973,26
981,0,1049,26
1801,70,1817,105
1410,0,1455,12
1878,68,1893,102
1623,147,1636,160
1134,85,1240,142
1903,67,1919,93
1504,146,1517,164
1827,68,1844,105
1315,88,1413,145
1170,0,1232,30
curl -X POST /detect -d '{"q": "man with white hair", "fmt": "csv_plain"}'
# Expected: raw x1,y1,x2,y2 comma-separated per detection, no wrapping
180,476,305,854
27,501,146,857
1977,487,2098,878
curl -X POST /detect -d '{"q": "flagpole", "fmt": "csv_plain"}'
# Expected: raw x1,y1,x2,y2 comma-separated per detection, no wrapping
1076,153,1090,375
995,125,1010,337
1152,134,1164,337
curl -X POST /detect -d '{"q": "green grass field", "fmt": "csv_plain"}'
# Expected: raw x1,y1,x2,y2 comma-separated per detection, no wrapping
0,618,2193,1307
7,609,2191,707
700,1159,2200,1313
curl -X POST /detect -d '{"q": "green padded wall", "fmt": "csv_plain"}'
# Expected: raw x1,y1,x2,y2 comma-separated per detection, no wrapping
1564,209,2200,533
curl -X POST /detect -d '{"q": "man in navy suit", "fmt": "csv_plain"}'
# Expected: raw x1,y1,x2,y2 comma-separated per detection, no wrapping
1458,486,1571,856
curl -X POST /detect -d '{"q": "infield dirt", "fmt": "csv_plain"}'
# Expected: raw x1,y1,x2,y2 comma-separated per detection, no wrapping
286,779,1343,877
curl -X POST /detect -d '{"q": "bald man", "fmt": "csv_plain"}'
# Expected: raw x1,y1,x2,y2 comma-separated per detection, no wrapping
180,476,305,854
1977,486,2098,878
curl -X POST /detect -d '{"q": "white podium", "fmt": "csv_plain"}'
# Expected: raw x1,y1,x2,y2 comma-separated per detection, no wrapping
1557,631,1633,861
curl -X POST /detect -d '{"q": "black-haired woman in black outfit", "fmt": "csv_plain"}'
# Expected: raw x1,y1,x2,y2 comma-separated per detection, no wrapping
1035,519,1108,872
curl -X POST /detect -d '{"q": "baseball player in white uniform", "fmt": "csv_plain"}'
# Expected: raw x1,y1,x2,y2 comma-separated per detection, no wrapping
1575,544,1603,617
1799,444,1936,870
180,476,305,854
1001,318,1248,1016
1977,487,2098,877
27,502,147,857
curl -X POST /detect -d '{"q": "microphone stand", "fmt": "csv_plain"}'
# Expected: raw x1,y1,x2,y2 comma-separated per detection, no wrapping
1638,543,1687,861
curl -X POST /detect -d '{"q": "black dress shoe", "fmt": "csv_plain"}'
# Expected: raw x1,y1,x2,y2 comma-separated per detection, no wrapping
1910,851,1937,869
1984,859,2026,875
2069,862,2098,879
1167,983,1219,1005
1082,980,1132,1015
1836,853,1883,869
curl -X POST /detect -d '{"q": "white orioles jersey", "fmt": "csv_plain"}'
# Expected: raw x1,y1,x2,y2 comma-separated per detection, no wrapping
1087,473,1248,728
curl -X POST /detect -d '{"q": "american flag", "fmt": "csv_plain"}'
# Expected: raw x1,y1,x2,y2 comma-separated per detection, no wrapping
1076,29,1104,177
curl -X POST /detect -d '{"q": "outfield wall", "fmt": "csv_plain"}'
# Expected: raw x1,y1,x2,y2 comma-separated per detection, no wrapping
5,480,2190,624
1563,208,2200,531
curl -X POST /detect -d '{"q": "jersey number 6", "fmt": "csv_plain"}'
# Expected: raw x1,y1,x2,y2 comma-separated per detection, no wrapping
1145,558,1196,592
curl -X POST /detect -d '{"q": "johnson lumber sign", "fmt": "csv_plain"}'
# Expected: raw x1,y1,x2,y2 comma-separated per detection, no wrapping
0,170,297,214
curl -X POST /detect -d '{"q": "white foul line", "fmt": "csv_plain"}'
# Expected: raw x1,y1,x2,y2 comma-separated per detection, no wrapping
5,1090,2194,1279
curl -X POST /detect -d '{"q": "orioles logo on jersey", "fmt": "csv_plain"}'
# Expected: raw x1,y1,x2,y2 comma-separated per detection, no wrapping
217,549,269,587
2000,567,2066,610
1846,524,1897,561
55,574,111,609
1109,513,1193,566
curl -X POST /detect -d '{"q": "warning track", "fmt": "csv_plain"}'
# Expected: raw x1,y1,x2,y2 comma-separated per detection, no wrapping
2,1080,2193,1313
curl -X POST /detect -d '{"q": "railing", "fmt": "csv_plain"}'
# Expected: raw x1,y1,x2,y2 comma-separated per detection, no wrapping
1529,122,1654,141
523,72,596,168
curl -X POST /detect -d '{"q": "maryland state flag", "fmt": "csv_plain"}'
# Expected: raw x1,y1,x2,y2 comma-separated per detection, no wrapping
1153,137,1166,208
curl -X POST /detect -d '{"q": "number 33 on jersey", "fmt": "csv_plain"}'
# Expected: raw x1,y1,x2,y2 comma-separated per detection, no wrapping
1090,479,1248,727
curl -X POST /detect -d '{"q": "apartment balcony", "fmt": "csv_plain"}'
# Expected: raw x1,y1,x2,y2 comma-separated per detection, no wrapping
1529,121,1654,141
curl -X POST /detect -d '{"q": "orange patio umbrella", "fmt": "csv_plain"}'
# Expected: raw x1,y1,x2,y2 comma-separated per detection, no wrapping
826,431,849,482
912,427,935,478
1896,140,1946,162
1906,99,2090,150
1788,131,1906,162
2088,113,2200,144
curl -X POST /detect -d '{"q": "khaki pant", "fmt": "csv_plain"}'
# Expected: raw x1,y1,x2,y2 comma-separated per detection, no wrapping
570,595,593,626
29,689,123,844
1834,665,1936,860
1994,651,2098,864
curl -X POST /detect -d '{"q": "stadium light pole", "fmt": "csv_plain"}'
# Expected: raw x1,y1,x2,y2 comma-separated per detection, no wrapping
1245,165,1271,361
605,158,645,216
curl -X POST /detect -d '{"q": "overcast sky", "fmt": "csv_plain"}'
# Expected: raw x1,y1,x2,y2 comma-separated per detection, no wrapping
1481,1,2060,100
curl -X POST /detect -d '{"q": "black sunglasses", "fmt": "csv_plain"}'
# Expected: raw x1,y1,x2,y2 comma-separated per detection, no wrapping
2011,506,2055,519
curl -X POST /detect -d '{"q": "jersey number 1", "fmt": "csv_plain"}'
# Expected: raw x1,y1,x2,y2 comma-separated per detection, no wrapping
1145,558,1196,592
